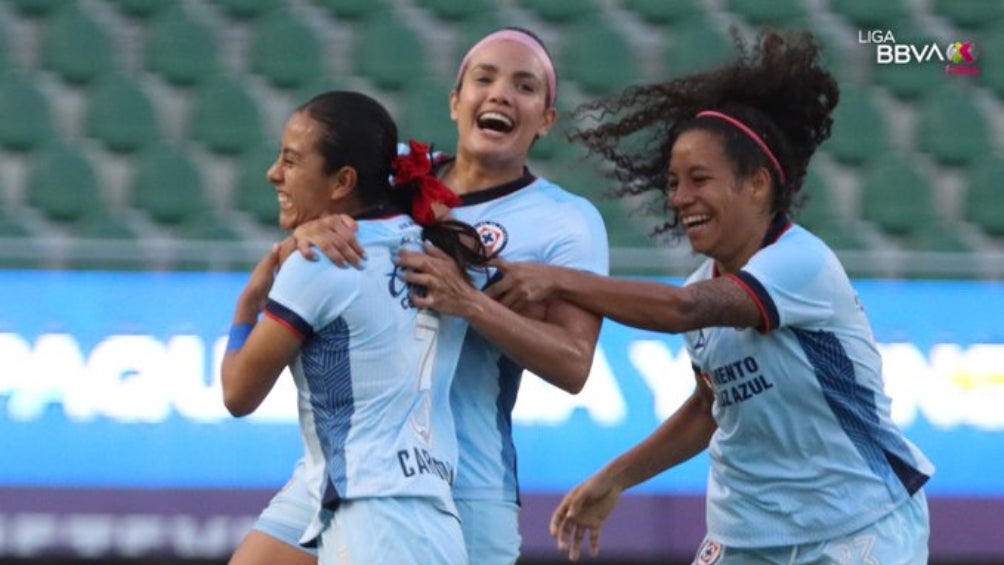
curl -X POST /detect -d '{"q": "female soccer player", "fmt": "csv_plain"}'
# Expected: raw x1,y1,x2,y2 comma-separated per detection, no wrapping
290,27,610,565
221,90,489,565
483,30,934,564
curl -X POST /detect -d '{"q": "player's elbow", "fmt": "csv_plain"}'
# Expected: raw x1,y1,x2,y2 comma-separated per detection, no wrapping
560,347,595,395
223,391,256,418
221,369,257,417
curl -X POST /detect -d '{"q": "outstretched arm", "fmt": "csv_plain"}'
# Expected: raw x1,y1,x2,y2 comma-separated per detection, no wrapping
550,373,716,560
486,261,763,333
399,245,601,394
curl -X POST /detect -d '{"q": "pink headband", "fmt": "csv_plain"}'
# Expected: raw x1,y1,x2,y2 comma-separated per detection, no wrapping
696,110,786,184
455,29,557,108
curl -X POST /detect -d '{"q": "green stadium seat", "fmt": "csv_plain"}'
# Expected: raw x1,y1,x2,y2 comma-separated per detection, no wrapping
417,0,495,22
6,0,62,18
26,142,105,224
727,0,804,26
825,83,887,166
311,0,390,21
963,154,1004,237
830,0,910,29
130,144,210,226
907,222,972,253
211,0,281,20
234,143,281,228
85,74,160,154
527,98,577,163
515,0,597,24
453,13,506,64
250,10,326,90
869,25,943,100
917,85,988,167
0,73,54,153
40,3,114,85
104,0,167,19
189,77,264,155
353,17,427,91
563,16,639,96
173,210,246,271
859,154,938,237
620,0,703,26
0,20,10,76
794,163,867,250
978,22,1004,99
145,5,220,87
662,18,735,78
933,0,1004,31
399,78,457,155
0,211,31,237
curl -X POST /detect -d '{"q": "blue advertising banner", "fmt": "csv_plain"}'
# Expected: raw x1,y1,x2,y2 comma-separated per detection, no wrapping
1,270,1003,499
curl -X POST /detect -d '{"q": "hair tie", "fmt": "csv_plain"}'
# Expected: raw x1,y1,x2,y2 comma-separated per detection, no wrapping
696,110,786,184
392,139,460,226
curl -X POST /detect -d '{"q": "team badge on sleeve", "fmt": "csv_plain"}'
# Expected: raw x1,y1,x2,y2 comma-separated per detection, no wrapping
475,220,508,254
696,539,722,564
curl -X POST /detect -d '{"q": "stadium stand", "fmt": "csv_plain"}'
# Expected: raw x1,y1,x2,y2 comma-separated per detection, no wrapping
145,4,221,87
249,9,326,90
85,74,161,154
417,0,493,23
352,16,427,92
825,83,888,166
0,73,54,153
562,15,640,96
129,143,210,227
40,2,114,86
916,84,989,167
964,154,1004,238
310,0,388,21
0,0,999,278
620,0,703,26
189,77,265,155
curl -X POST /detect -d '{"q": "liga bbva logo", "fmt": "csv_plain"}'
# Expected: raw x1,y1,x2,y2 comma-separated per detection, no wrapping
858,30,980,75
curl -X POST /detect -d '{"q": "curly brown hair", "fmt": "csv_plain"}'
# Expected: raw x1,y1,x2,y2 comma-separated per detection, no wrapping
567,29,838,235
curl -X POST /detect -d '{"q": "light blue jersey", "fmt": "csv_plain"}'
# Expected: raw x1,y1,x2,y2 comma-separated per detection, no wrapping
449,172,610,504
683,220,934,548
263,214,468,548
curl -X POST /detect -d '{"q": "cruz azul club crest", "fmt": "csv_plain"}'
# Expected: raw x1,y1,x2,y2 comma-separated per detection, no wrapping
474,220,508,255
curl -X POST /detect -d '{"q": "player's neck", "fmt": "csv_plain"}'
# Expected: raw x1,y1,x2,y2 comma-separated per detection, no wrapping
443,153,526,195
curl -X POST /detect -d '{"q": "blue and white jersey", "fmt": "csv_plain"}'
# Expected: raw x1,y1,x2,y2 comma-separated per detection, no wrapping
448,171,610,503
683,220,934,548
263,215,468,543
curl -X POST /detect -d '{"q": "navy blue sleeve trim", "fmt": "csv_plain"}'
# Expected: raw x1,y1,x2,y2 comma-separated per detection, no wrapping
264,298,314,340
731,271,780,332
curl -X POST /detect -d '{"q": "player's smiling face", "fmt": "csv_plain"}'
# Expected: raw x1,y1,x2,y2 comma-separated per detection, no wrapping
450,39,556,167
667,128,772,272
266,111,343,231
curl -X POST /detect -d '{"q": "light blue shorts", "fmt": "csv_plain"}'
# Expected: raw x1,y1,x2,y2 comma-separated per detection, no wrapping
693,490,930,565
456,499,521,565
317,497,466,565
252,472,317,557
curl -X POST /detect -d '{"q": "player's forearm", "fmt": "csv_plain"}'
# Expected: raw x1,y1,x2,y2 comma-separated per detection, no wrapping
551,269,696,333
461,292,595,394
602,391,716,491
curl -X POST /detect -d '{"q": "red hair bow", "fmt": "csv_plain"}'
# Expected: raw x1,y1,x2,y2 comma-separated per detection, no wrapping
392,140,460,225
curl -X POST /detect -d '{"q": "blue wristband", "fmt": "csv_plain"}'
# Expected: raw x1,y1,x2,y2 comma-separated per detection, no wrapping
227,323,255,352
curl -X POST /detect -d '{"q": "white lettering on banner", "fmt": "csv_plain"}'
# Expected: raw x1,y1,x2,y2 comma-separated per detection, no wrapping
1,333,1004,430
512,347,627,426
627,340,695,420
0,512,253,557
